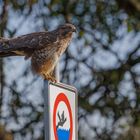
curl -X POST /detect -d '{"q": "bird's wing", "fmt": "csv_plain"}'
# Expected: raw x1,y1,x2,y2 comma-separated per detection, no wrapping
0,38,18,57
0,31,58,56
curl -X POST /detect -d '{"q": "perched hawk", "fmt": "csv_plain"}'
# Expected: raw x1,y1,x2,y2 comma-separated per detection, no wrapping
0,23,76,82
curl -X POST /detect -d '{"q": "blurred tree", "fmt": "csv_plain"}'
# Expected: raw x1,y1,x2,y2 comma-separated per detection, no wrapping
0,124,13,140
0,0,140,140
0,0,7,123
118,126,140,140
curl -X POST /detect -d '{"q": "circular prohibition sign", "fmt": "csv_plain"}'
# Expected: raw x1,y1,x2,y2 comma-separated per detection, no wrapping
53,93,73,140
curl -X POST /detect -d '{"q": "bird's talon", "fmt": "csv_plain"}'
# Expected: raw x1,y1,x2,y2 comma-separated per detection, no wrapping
43,75,57,83
51,77,57,83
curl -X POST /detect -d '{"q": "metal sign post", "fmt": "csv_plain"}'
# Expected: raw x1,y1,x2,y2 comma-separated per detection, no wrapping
43,65,78,140
43,80,49,140
55,62,60,82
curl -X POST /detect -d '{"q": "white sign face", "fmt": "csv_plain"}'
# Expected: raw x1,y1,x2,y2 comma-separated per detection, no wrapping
48,82,78,140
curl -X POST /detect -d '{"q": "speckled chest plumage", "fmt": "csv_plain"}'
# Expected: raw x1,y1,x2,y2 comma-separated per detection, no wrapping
31,36,71,76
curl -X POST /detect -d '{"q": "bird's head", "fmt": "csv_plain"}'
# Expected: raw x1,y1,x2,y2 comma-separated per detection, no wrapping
56,23,76,38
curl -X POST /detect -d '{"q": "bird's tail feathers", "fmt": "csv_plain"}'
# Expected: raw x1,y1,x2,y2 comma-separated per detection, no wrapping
0,39,20,57
0,41,24,57
0,52,19,57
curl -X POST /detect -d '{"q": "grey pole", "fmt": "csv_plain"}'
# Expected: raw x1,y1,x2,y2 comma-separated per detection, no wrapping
43,80,49,140
55,62,60,82
43,64,60,140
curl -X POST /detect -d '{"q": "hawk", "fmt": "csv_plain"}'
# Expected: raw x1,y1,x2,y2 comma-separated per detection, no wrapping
0,23,76,82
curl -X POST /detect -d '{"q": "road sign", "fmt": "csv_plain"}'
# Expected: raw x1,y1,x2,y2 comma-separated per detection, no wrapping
46,82,78,140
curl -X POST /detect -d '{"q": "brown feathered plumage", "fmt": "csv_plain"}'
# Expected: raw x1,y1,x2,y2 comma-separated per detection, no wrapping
0,23,76,82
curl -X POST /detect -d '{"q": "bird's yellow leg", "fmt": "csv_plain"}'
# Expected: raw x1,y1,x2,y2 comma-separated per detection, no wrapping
43,74,57,83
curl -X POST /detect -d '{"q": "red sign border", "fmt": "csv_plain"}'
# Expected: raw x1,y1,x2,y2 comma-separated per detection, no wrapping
53,93,73,140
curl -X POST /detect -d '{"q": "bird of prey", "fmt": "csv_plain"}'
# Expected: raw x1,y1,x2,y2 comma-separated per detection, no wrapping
0,23,76,82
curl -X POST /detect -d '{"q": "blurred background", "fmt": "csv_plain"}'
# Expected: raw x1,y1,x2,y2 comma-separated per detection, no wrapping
0,0,140,140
